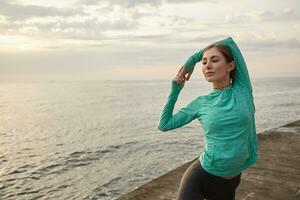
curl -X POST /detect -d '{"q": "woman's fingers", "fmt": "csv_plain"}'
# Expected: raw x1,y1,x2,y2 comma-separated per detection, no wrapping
174,66,189,85
177,66,183,75
181,68,192,81
178,67,192,81
185,73,191,81
174,75,185,85
178,66,184,76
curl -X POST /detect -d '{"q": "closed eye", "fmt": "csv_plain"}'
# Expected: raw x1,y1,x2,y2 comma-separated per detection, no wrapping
202,60,218,65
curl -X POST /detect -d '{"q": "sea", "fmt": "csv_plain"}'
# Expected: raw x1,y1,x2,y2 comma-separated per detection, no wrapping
1,77,300,199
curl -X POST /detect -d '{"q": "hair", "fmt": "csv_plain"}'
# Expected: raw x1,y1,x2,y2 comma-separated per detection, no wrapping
203,43,235,83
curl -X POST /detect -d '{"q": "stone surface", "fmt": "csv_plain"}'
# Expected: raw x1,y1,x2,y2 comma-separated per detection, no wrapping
116,120,300,200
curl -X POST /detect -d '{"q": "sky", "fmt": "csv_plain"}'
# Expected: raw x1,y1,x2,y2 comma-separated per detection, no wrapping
0,0,299,81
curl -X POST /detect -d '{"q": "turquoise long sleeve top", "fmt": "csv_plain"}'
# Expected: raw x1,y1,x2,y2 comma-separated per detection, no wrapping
158,37,259,177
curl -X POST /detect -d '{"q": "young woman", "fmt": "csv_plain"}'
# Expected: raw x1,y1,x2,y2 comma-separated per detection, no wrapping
158,37,259,200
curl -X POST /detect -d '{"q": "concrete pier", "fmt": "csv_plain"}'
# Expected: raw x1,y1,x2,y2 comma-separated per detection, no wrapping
116,120,300,200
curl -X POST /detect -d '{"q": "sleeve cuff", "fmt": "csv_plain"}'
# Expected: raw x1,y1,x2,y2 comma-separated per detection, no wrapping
171,80,184,93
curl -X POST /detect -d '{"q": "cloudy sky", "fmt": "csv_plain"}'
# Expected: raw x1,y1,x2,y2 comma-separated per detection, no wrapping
0,0,299,81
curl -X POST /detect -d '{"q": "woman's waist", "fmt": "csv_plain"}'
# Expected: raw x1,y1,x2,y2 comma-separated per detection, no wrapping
220,174,240,180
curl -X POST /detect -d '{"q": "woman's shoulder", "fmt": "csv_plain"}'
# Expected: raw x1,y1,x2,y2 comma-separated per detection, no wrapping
191,94,212,106
189,95,205,105
232,83,253,94
199,86,252,104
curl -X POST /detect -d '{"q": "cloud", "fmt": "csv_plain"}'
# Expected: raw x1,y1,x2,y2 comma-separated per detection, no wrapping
81,0,221,8
0,1,140,41
239,37,300,51
1,0,298,53
0,17,138,41
81,0,163,8
225,8,300,24
258,8,300,21
188,35,231,43
0,1,83,20
0,1,199,44
166,0,224,3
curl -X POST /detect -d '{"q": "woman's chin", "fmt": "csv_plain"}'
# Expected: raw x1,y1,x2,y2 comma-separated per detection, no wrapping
205,77,215,82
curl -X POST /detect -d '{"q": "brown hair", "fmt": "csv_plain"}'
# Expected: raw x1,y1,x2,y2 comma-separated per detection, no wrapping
203,43,235,83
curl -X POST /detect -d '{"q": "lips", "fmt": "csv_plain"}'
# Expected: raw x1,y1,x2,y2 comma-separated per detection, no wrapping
205,72,214,76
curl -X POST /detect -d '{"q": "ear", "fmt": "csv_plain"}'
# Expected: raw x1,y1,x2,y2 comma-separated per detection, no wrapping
227,61,235,72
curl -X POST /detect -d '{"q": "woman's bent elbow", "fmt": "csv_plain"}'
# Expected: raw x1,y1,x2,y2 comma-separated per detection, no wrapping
158,124,168,132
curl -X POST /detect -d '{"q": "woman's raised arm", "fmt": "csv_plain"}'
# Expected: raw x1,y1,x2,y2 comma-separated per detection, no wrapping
216,37,253,92
182,37,253,92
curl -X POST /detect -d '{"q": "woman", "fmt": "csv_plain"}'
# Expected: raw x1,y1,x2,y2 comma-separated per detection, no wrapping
158,37,259,200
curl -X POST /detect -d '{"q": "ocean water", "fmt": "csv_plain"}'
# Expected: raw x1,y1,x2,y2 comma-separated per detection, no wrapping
1,77,300,199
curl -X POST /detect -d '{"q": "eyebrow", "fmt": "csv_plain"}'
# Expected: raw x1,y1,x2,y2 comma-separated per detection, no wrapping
202,55,220,60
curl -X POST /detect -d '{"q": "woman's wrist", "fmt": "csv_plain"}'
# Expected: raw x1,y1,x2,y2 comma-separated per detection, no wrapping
171,80,184,93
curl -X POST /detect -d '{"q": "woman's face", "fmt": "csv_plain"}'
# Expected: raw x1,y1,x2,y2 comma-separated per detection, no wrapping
201,47,233,83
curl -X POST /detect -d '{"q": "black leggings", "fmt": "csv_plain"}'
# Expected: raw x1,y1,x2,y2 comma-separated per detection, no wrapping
177,159,241,200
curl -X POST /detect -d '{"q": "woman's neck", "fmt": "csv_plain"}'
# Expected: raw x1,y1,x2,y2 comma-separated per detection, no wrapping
212,79,231,90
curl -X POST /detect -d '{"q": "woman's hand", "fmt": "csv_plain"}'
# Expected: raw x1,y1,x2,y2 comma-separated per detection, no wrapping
173,74,185,86
180,66,192,81
173,66,192,86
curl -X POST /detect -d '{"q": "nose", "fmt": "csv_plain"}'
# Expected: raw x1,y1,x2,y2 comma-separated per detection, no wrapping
204,61,213,69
